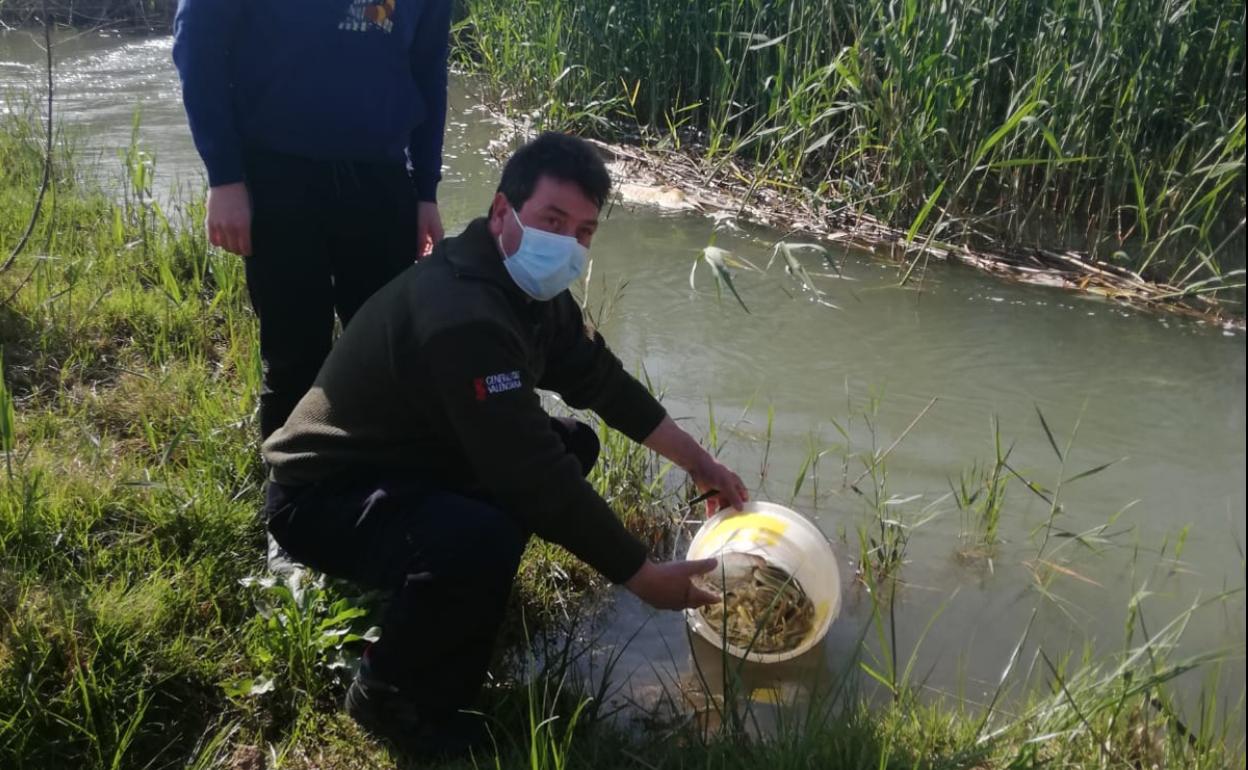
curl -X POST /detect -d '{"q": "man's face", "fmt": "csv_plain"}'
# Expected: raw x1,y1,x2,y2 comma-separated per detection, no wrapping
489,175,600,258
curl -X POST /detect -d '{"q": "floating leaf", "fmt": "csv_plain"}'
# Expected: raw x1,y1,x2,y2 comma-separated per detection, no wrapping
771,242,828,297
698,246,751,314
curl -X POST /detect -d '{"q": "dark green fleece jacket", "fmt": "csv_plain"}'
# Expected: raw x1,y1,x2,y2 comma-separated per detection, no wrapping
262,218,665,583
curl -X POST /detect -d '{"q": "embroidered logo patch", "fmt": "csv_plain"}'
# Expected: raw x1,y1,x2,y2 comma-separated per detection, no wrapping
474,371,522,400
339,0,395,33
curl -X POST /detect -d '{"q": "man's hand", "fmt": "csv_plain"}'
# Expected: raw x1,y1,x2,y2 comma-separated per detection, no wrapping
206,182,252,256
416,200,444,259
642,416,750,516
689,455,749,516
625,558,721,610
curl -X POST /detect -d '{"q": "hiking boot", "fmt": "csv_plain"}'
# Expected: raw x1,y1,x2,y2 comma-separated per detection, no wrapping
345,674,491,762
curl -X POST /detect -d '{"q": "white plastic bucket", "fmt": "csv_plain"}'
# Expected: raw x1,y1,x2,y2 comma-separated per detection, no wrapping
684,501,841,664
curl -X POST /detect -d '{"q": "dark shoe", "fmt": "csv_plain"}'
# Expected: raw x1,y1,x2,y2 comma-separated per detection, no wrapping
345,674,491,762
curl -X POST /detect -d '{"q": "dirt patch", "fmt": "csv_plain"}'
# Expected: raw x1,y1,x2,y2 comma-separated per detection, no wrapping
227,744,265,770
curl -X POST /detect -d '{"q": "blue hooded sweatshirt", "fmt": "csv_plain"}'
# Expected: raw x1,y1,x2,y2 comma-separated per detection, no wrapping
172,0,450,201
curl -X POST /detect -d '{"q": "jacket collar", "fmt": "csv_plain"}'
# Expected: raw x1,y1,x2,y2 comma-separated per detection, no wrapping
444,217,527,300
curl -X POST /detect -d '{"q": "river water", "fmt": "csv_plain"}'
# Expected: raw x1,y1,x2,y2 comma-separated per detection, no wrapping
2,31,1244,723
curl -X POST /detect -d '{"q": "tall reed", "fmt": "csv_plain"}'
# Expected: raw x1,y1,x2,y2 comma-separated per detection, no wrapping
456,0,1246,292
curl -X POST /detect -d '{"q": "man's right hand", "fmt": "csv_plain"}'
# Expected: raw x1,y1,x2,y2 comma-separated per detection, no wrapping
624,558,721,610
206,181,252,256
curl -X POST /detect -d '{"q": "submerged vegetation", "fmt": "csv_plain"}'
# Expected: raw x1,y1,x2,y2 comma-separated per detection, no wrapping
454,0,1246,311
952,416,1012,563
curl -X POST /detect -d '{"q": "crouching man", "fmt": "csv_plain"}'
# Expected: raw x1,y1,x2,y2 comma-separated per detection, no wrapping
261,132,749,760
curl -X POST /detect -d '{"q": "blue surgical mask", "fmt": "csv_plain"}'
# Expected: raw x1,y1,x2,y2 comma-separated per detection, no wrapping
499,207,589,301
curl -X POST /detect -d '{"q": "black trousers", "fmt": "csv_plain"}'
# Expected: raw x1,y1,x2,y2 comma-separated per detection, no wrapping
264,417,600,714
244,148,418,440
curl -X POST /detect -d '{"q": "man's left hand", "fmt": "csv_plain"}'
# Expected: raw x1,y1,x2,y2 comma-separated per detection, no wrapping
690,456,749,516
417,201,444,259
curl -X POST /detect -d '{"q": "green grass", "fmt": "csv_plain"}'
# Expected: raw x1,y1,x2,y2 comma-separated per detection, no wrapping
454,0,1246,299
1,111,1245,769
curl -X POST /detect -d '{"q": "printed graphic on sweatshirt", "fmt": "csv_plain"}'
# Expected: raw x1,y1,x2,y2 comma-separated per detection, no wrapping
339,0,396,33
474,371,523,401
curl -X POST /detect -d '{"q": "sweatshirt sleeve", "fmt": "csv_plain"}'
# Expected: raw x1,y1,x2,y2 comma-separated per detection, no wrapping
420,321,649,583
407,0,452,202
538,297,668,443
172,0,245,187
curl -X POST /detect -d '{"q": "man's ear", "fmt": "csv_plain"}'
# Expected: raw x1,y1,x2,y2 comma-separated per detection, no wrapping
487,192,510,238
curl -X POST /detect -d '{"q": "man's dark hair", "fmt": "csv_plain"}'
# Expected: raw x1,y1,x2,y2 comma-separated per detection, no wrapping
497,132,612,212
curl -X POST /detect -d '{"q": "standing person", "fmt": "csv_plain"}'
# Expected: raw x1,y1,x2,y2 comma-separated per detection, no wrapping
172,0,451,441
262,132,751,761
